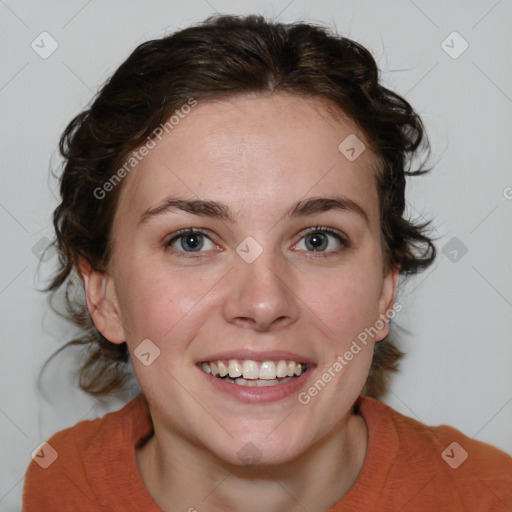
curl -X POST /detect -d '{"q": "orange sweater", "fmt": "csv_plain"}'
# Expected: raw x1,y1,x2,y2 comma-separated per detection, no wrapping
22,394,512,511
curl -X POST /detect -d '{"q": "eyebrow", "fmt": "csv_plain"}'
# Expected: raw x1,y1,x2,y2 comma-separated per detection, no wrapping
138,195,370,227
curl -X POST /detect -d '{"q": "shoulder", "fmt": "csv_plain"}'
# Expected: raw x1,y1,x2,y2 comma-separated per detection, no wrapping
381,397,512,469
359,396,512,510
22,394,150,511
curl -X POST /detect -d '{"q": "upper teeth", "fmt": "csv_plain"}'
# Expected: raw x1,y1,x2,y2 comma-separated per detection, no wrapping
201,359,306,380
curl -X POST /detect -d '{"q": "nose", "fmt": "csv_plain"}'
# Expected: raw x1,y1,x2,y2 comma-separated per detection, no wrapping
222,247,301,332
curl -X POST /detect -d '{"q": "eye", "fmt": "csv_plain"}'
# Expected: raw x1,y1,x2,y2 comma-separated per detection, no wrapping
164,226,350,259
294,226,350,255
165,228,218,257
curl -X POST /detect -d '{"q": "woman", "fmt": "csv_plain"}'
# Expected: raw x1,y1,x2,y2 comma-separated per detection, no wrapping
22,14,512,512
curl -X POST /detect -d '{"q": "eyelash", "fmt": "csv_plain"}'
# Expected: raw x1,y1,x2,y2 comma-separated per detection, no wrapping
164,225,351,259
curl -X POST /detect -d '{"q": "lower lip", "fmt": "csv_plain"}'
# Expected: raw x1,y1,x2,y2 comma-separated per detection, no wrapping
197,365,315,404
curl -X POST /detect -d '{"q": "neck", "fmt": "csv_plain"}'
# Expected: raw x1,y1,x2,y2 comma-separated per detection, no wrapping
136,406,367,512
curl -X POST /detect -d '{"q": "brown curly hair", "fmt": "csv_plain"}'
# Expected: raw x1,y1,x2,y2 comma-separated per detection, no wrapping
41,14,436,399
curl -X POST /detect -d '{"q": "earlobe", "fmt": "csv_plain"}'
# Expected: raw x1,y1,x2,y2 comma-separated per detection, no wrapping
79,259,126,344
374,266,400,342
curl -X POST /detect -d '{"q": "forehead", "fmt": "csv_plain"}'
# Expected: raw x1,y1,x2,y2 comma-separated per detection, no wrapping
114,93,379,228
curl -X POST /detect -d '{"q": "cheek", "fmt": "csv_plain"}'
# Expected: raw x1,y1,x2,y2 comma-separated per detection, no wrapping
116,263,208,343
302,264,383,343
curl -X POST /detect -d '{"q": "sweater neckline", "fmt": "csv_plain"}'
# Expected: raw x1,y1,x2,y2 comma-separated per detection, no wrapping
326,395,400,510
114,393,399,511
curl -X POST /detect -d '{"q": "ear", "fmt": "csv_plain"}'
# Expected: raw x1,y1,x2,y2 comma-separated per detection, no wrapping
79,259,126,344
373,266,401,342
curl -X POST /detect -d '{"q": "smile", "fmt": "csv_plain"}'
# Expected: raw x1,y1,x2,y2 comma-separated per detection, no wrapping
200,359,308,387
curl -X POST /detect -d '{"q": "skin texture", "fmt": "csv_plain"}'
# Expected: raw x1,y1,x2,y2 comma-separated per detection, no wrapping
80,93,399,511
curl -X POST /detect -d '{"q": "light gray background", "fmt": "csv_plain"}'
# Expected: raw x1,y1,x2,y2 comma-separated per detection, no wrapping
1,0,511,510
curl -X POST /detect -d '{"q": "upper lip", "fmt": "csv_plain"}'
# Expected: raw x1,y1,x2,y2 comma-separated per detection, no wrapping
197,349,315,365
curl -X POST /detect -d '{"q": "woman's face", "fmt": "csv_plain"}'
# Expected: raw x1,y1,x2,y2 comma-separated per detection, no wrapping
94,93,398,465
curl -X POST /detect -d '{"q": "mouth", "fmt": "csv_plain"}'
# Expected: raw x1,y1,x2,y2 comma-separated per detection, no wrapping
198,358,309,387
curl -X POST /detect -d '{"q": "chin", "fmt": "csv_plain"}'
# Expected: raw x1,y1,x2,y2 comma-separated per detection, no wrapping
205,430,309,468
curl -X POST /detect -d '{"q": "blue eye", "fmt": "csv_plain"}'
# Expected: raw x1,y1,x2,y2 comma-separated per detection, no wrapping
165,229,217,257
164,226,350,259
295,226,350,254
